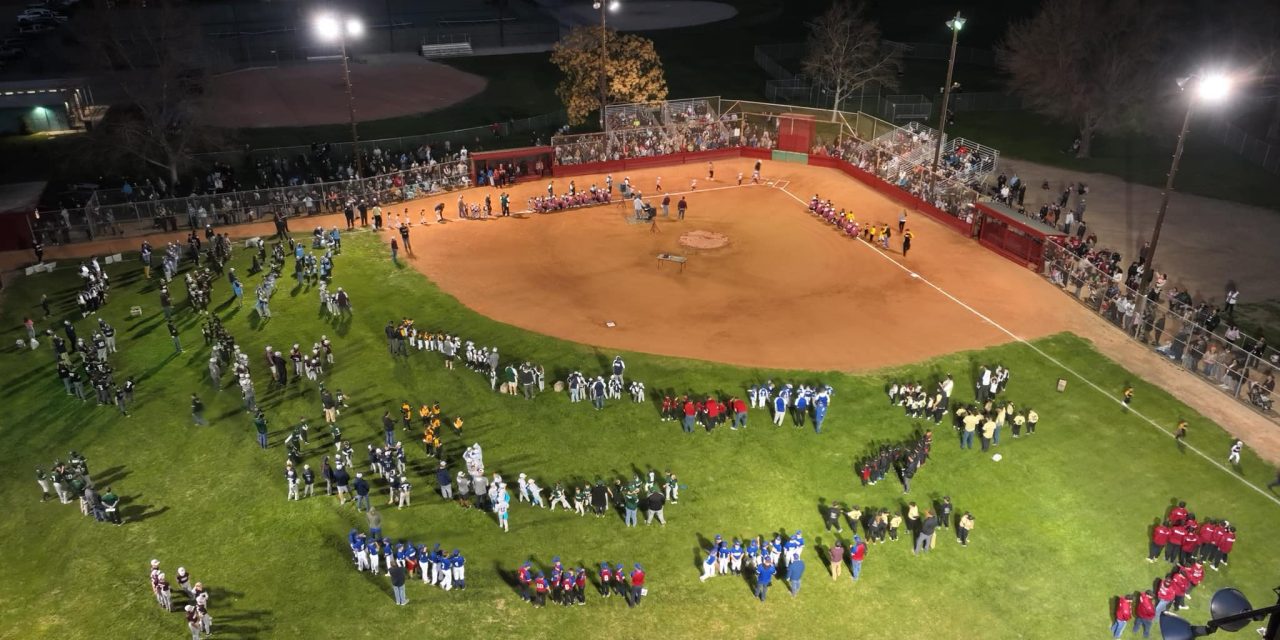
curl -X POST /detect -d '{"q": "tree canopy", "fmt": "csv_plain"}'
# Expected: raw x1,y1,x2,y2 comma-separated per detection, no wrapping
550,26,668,126
999,0,1169,158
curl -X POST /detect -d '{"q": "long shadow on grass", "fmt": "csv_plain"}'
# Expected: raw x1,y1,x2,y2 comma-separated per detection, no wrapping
94,465,129,487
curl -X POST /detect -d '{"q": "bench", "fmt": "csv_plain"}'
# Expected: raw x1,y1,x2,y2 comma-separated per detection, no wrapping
420,42,473,58
306,54,345,63
657,253,686,272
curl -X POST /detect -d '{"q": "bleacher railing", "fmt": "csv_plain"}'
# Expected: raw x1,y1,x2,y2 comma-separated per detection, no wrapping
1041,238,1277,416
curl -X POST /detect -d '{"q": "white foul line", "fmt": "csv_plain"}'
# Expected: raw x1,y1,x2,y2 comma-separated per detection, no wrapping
771,183,1280,508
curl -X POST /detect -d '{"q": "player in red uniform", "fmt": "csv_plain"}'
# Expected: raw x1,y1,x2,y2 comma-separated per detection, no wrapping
1168,502,1187,525
1180,528,1200,566
1111,594,1132,638
1155,578,1175,619
516,561,532,601
1134,590,1156,638
532,572,548,607
574,567,587,605
1170,570,1189,610
1149,521,1170,563
1167,522,1187,563
1214,526,1236,569
599,562,612,597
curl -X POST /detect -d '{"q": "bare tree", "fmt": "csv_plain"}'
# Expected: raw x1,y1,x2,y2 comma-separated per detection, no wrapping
801,1,901,122
79,0,225,186
998,0,1169,158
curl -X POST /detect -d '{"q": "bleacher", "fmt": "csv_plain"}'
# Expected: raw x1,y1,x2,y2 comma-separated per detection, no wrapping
870,121,939,167
420,35,473,58
942,137,1000,180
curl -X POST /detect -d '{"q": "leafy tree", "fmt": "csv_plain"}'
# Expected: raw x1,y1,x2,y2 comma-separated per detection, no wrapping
999,0,1169,158
550,26,668,126
801,1,901,121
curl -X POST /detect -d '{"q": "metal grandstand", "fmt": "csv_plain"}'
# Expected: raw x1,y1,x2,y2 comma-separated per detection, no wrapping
556,97,1001,184
868,121,999,183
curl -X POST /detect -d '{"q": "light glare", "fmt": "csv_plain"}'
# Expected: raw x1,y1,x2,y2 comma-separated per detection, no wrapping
314,14,340,41
1196,73,1233,103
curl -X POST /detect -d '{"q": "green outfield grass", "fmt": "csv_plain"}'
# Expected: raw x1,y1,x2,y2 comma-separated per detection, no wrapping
1,231,1279,639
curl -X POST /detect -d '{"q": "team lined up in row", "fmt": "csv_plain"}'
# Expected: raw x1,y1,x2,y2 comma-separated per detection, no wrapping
516,558,647,608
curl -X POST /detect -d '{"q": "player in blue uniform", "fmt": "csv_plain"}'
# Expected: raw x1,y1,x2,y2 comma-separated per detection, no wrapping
451,549,466,590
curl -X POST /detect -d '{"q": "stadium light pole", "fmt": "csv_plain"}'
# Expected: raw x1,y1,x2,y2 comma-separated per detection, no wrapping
315,13,366,177
1139,72,1235,294
593,0,620,129
1159,586,1280,640
928,12,965,201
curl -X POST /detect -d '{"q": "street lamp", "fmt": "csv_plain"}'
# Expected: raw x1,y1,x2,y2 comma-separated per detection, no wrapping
928,12,965,199
314,12,366,176
1138,71,1235,293
592,0,620,129
1160,586,1280,639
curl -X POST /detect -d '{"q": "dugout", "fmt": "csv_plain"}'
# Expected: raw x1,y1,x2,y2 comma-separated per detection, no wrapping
470,145,554,184
0,181,43,252
973,201,1067,268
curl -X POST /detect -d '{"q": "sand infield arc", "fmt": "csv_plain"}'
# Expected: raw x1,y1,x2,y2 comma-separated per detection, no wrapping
408,160,1082,372
404,162,1280,464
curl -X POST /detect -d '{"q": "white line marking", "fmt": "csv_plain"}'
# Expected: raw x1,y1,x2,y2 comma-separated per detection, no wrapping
771,183,1280,508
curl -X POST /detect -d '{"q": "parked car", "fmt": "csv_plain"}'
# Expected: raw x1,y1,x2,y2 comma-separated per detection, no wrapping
15,22,56,34
17,8,67,23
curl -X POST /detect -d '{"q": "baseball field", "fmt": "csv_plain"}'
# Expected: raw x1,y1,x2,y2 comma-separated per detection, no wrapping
1,158,1278,639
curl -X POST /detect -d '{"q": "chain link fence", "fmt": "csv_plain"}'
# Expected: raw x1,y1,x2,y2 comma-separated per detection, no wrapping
1203,116,1280,175
1041,238,1277,416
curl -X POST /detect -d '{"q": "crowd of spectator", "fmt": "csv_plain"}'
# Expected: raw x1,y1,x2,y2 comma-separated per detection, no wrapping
1044,238,1275,411
33,143,479,246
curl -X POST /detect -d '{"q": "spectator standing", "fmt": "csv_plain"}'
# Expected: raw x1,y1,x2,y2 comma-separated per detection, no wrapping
786,557,805,597
828,540,844,579
754,557,775,602
389,563,408,606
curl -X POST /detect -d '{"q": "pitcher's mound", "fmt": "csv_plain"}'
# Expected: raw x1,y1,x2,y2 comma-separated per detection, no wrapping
679,230,729,250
